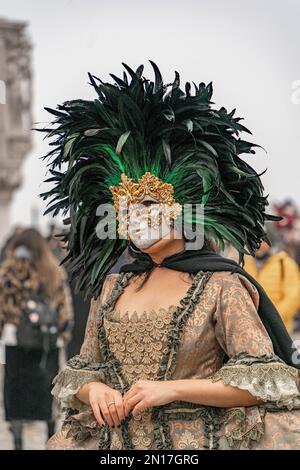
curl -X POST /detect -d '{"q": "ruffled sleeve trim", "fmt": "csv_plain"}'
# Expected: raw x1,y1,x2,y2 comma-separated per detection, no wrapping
220,406,266,450
211,352,300,410
52,354,116,411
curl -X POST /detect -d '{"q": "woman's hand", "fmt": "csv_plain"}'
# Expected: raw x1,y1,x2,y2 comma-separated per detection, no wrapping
123,380,177,417
78,382,126,428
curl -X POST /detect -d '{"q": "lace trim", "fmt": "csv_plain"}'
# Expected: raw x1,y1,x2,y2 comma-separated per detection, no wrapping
52,367,105,411
66,354,118,372
57,271,214,450
211,353,300,410
97,270,214,450
64,409,101,441
154,400,266,450
150,271,214,449
104,308,174,387
220,407,266,450
155,271,213,382
106,305,177,323
97,271,136,449
52,355,115,410
156,401,221,450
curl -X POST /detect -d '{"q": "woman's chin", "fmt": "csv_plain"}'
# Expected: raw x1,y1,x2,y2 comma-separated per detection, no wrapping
129,228,180,254
140,239,162,253
129,238,161,253
140,233,175,254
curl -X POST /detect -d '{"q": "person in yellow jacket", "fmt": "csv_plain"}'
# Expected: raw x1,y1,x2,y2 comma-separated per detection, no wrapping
244,241,300,333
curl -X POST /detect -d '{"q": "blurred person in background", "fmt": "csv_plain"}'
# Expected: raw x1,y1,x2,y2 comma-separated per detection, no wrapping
292,217,300,268
281,217,300,332
244,228,300,333
46,226,93,359
274,199,298,232
0,225,24,263
0,228,73,450
281,221,300,267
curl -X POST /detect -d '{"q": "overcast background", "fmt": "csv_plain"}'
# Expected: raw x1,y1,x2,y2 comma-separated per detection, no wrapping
1,0,300,232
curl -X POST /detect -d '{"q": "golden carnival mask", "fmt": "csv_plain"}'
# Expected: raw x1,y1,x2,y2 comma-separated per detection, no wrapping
110,172,176,211
109,172,182,239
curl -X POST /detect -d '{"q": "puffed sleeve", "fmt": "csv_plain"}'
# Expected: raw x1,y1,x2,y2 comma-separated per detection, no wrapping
211,273,300,410
51,273,119,411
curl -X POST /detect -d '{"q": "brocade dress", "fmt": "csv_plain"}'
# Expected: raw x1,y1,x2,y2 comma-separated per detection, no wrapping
47,270,300,450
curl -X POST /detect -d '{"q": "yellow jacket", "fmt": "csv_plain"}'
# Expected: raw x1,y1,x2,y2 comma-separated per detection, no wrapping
244,251,300,333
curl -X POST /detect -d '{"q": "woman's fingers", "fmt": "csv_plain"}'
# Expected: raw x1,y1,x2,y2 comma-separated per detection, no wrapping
114,392,126,423
132,399,148,416
124,392,143,416
90,387,147,428
107,401,121,427
99,399,114,427
123,386,138,408
90,399,105,427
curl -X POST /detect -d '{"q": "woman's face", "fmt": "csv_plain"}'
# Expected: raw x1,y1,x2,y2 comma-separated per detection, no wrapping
127,196,180,251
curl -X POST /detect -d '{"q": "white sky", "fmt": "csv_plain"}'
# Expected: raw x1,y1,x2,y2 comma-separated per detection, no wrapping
1,0,300,232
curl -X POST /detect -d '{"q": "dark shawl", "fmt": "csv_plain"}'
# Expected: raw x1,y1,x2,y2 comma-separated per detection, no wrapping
120,249,300,370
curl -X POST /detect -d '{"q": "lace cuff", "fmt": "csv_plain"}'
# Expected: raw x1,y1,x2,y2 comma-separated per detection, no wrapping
52,355,115,411
211,353,300,410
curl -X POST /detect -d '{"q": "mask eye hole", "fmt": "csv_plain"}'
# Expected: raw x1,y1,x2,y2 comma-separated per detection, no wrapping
140,200,159,207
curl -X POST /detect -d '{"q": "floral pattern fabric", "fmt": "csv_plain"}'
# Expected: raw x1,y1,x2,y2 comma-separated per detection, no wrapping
47,271,300,450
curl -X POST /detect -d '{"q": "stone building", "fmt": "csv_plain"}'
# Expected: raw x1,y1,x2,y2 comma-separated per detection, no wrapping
0,17,32,245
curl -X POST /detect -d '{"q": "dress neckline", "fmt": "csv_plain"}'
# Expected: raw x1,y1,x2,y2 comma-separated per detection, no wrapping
104,271,202,323
106,305,178,323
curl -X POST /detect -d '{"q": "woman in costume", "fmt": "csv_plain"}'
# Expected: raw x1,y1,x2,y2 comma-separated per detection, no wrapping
41,62,300,450
0,228,73,449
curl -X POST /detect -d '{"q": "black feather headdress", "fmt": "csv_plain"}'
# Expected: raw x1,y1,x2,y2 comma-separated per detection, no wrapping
38,61,277,297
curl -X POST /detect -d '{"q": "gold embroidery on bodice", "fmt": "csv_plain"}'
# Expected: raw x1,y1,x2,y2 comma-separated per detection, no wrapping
104,305,177,449
104,306,177,384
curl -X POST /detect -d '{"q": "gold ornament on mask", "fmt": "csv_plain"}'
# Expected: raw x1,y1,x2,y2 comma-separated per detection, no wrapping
109,172,182,238
109,172,176,212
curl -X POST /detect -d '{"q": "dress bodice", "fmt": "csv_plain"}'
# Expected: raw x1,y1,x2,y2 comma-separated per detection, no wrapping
104,306,177,384
49,270,300,451
101,272,208,450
